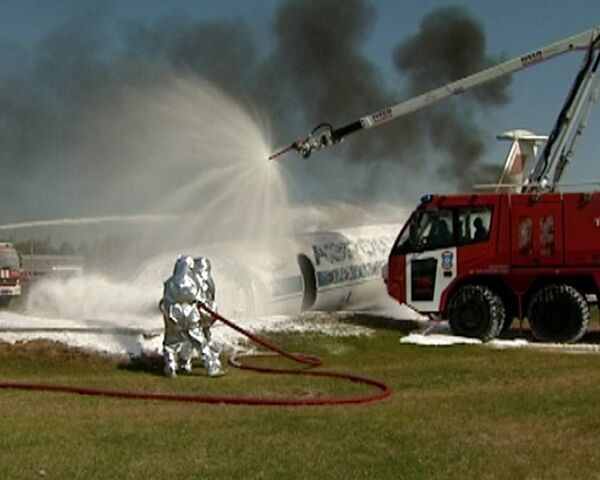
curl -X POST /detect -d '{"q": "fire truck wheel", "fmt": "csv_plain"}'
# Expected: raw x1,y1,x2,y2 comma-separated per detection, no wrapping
0,297,10,308
447,285,504,342
527,284,589,343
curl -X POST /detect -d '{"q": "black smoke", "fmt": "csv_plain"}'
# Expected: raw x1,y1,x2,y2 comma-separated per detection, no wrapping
261,0,425,166
393,6,511,188
122,17,258,102
0,1,512,222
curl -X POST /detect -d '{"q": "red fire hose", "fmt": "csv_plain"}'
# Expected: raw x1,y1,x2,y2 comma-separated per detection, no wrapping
0,303,391,406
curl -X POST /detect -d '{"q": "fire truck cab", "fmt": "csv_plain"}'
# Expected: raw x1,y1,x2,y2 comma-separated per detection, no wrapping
0,242,23,307
386,191,600,342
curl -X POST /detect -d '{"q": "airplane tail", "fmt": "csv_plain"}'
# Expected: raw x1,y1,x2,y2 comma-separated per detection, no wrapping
496,129,548,192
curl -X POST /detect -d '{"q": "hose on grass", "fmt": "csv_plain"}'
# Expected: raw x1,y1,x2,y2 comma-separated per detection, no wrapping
0,302,391,406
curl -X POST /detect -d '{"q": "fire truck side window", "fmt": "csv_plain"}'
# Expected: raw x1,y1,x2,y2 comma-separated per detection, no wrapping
457,207,493,245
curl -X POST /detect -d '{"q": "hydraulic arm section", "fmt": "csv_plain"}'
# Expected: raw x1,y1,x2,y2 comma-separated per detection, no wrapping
269,26,600,191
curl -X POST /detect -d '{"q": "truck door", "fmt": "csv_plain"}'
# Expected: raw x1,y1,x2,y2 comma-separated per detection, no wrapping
405,209,457,312
510,195,563,267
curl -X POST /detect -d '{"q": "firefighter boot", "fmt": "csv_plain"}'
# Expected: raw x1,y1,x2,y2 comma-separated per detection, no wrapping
163,346,178,378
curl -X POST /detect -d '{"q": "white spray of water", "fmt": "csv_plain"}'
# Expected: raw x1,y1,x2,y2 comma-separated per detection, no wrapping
10,74,416,356
25,274,160,325
0,214,180,231
16,74,321,353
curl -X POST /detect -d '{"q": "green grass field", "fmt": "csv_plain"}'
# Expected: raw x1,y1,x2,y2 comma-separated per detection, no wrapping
2,326,600,479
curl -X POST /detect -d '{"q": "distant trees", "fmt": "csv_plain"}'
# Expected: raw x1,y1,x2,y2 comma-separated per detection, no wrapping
8,236,59,255
1,235,141,277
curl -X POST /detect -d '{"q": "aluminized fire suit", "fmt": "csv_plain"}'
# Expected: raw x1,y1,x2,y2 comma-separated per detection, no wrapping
191,256,223,377
159,255,223,377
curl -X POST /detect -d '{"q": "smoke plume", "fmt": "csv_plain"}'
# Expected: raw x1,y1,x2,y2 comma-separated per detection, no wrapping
0,1,512,226
262,0,425,167
393,6,512,187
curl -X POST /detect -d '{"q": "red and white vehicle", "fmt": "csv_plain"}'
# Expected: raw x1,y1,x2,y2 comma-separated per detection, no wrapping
385,27,600,342
386,191,600,342
273,26,600,342
0,242,24,307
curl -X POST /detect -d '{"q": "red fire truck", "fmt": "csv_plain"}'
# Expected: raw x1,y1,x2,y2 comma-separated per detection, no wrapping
386,191,600,342
271,26,600,342
0,242,24,307
385,27,600,343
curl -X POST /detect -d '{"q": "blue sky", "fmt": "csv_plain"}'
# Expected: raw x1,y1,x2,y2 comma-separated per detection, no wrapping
0,0,599,210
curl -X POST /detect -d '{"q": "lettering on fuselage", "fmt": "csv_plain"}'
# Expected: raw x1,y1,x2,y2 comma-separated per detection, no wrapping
312,236,394,267
317,260,386,288
310,235,394,289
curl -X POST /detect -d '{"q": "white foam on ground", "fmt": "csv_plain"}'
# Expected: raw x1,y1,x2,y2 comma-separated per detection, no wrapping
401,333,481,346
0,308,373,358
401,321,600,354
0,330,164,358
0,309,163,357
489,339,600,354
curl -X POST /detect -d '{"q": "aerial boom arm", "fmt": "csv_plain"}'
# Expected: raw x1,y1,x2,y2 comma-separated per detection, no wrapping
270,26,600,161
526,32,600,190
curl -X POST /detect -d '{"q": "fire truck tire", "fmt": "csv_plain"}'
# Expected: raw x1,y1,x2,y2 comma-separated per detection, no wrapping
0,297,10,307
447,285,504,342
527,284,589,343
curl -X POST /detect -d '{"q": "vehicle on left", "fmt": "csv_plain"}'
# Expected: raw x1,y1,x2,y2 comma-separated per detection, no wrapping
0,242,27,307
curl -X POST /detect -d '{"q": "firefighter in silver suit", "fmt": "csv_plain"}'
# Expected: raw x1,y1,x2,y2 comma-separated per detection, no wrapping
159,255,223,377
159,255,198,377
191,256,223,377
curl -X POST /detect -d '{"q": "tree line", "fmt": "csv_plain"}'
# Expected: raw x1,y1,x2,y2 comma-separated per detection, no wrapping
1,235,139,276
